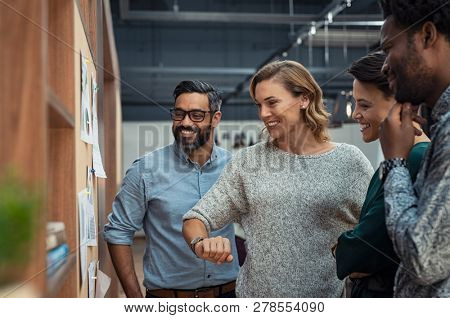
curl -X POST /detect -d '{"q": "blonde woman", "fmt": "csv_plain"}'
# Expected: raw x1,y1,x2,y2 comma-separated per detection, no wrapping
182,60,373,297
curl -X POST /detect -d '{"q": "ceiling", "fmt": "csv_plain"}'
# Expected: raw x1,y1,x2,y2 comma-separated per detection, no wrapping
110,0,384,121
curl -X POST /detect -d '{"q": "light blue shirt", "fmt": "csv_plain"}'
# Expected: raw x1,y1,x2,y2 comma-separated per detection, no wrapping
104,143,239,290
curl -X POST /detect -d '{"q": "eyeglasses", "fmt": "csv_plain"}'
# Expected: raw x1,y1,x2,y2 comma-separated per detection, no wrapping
170,109,215,122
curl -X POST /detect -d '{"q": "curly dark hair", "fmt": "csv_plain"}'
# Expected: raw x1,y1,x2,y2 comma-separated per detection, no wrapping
348,51,393,98
379,0,450,41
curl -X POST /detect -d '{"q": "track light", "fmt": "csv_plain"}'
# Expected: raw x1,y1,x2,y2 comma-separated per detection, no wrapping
327,12,333,24
346,101,353,118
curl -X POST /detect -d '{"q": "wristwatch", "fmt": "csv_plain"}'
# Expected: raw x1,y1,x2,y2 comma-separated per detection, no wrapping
189,236,205,255
379,158,407,182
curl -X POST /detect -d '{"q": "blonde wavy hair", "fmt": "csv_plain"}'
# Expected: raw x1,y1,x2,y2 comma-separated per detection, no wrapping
249,60,330,142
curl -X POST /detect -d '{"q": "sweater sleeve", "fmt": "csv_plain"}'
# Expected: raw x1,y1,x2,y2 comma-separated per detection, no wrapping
183,150,249,233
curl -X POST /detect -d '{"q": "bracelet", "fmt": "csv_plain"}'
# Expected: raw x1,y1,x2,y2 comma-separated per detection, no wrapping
189,236,205,255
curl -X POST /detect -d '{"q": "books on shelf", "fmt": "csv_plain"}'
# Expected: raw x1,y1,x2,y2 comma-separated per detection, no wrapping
46,222,69,276
46,221,67,251
46,243,70,276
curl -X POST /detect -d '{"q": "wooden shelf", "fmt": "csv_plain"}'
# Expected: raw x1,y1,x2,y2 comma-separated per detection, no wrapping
45,253,77,297
75,0,98,65
0,283,40,298
47,88,75,128
1,0,121,298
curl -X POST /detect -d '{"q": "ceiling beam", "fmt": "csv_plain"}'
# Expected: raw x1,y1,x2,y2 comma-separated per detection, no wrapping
120,11,382,26
119,0,382,26
123,66,343,76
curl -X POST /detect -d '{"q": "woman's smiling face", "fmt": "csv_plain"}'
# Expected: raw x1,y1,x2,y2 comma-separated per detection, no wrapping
254,78,308,141
352,79,395,143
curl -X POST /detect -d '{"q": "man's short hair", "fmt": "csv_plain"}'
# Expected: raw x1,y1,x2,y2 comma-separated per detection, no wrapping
379,0,450,41
173,80,222,112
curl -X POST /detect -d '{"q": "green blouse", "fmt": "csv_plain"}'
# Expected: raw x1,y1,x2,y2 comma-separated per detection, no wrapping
336,142,430,280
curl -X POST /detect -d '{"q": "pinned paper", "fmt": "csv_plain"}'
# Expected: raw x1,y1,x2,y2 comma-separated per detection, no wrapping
85,185,97,247
80,54,93,144
91,73,107,178
80,244,87,284
78,190,88,246
78,187,97,284
86,166,93,203
86,201,97,247
95,267,111,298
78,190,88,283
88,261,97,298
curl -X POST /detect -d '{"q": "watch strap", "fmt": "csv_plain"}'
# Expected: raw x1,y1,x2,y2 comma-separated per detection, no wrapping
189,236,205,255
379,158,407,182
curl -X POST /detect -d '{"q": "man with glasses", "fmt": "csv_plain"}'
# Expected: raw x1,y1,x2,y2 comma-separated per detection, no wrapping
104,80,239,298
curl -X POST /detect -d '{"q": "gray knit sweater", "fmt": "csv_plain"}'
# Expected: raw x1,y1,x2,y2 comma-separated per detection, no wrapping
184,141,373,297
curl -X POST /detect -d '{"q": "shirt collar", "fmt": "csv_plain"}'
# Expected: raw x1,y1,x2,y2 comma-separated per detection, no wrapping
431,84,450,123
172,141,219,166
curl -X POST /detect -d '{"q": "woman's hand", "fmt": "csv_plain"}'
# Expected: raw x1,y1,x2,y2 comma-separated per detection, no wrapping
194,236,234,264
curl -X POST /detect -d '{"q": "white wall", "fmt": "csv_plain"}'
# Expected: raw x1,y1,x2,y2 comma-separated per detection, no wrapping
122,121,383,177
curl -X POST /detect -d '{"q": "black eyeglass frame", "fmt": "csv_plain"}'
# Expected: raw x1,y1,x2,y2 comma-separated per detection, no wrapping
170,108,216,122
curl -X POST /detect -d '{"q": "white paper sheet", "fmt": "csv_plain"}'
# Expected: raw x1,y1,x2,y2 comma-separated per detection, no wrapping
92,144,107,178
78,189,90,283
80,55,93,144
86,166,93,204
77,190,88,245
88,261,97,298
80,244,87,284
95,267,111,298
86,198,97,247
81,176,97,247
91,73,107,178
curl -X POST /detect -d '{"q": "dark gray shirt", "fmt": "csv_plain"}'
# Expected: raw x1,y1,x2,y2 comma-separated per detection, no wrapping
384,85,450,297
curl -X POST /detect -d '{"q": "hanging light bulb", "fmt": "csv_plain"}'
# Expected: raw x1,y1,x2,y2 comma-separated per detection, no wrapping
282,51,288,57
346,0,352,8
327,12,333,24
346,101,353,118
296,37,302,45
173,0,179,12
310,22,316,35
